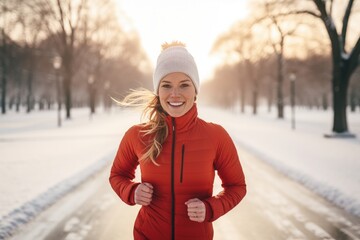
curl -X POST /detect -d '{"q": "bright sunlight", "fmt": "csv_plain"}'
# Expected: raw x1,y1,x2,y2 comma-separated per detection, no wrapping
116,0,249,81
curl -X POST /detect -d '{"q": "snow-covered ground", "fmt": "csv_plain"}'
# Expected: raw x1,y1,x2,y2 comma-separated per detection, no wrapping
201,105,360,217
0,107,139,238
0,105,359,238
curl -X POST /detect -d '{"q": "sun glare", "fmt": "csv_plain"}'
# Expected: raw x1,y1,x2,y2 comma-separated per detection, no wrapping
116,0,249,81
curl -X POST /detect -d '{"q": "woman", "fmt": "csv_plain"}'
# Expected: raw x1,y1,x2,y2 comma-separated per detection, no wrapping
109,41,246,240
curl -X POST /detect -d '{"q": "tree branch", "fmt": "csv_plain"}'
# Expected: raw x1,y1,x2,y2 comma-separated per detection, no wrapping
313,0,341,62
254,10,321,25
56,0,67,46
289,10,321,18
329,0,334,17
67,1,72,32
348,36,360,75
341,0,354,52
74,0,85,30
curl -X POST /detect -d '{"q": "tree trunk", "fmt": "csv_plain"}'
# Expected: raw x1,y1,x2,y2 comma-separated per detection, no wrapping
89,84,96,114
63,72,72,119
267,84,272,113
239,70,245,113
276,51,284,119
252,89,257,115
1,29,7,114
332,82,348,132
322,92,328,110
62,51,73,119
241,79,245,113
349,87,356,112
1,65,6,114
26,70,34,113
332,60,350,132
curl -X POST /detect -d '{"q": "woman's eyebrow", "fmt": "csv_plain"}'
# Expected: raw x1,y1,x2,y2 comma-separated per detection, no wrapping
161,79,191,84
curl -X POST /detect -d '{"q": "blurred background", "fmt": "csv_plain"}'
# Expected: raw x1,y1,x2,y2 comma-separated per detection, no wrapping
1,0,360,239
0,0,358,121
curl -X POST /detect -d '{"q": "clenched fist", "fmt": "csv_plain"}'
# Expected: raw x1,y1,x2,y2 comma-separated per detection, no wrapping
134,182,153,206
185,198,206,222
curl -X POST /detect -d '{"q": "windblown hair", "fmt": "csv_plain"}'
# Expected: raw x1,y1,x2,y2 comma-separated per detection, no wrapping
114,41,187,165
113,88,168,165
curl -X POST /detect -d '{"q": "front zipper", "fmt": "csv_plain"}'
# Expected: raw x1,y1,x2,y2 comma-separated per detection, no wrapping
171,118,176,240
180,144,185,183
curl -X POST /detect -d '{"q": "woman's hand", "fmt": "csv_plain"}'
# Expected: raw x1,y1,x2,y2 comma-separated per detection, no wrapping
185,198,206,222
134,182,153,206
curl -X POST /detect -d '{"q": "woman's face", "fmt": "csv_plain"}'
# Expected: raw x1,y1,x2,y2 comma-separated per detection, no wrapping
158,72,196,117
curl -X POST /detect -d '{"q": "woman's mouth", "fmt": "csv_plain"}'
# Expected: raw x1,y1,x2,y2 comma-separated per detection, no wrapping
168,102,185,107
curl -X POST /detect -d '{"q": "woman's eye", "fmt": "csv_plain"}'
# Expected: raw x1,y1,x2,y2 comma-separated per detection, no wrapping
161,84,171,88
180,84,190,88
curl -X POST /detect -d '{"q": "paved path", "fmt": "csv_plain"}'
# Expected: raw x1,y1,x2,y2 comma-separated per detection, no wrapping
9,146,360,240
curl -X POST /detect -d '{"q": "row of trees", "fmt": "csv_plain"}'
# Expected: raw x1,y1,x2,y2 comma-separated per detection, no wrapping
0,0,152,119
203,0,359,135
201,52,360,111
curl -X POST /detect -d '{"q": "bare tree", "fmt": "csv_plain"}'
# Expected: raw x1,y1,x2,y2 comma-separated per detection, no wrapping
0,0,17,114
250,0,302,119
213,19,260,113
266,0,360,135
266,20,298,118
81,0,130,114
41,0,88,119
40,0,145,118
310,0,359,135
1,0,150,116
14,0,48,113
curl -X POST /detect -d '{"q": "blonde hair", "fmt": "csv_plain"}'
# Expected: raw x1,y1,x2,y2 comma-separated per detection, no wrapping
114,41,188,165
113,88,168,165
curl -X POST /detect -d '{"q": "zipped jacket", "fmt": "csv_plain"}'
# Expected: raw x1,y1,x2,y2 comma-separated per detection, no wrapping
109,104,246,240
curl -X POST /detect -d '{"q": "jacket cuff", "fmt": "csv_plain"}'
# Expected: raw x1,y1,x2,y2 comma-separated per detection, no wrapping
203,200,213,222
128,183,141,205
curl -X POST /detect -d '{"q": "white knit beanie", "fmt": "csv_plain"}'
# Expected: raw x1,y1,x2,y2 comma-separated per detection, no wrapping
153,46,200,94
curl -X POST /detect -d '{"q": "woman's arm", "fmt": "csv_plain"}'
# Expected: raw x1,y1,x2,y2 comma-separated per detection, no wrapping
109,126,141,205
204,125,247,221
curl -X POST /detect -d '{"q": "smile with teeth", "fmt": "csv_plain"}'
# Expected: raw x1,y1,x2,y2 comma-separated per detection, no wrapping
168,102,185,107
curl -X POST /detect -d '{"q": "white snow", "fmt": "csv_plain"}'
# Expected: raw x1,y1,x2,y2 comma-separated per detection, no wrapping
0,105,359,238
201,105,360,217
0,108,139,239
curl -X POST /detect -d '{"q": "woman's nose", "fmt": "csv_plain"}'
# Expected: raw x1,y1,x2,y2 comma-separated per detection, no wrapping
170,87,179,96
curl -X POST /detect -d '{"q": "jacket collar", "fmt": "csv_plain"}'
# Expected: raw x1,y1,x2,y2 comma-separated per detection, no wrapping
165,104,198,134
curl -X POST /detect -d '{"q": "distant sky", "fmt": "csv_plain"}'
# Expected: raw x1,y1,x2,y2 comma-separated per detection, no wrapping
116,0,249,81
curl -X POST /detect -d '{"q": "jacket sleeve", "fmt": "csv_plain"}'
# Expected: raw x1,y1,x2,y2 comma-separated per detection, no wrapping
109,126,141,206
204,125,246,222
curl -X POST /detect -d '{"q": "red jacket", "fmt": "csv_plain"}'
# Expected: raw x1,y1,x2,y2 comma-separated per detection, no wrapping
109,105,246,240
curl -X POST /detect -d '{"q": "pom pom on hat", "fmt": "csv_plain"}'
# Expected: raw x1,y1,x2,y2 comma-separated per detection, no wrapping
153,42,199,94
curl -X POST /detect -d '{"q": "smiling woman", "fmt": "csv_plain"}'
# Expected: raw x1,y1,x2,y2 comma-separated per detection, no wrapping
109,41,246,240
154,42,199,117
116,0,249,81
159,73,196,117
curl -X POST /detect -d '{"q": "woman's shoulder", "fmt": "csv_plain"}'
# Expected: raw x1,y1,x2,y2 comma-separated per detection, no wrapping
124,123,146,138
120,124,147,151
197,118,229,137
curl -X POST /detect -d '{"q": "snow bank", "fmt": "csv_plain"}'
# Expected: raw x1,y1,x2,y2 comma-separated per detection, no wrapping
0,152,113,239
0,108,137,239
233,136,360,217
200,105,360,218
